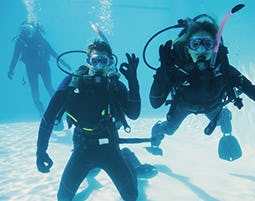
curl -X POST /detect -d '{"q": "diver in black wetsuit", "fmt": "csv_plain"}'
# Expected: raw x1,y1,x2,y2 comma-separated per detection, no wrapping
36,40,143,201
148,16,255,159
7,21,71,116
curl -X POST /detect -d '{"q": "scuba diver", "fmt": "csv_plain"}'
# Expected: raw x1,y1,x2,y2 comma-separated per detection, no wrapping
7,21,71,117
36,40,155,201
146,11,255,161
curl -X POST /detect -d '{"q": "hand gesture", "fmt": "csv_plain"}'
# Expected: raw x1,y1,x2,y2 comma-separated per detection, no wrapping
36,151,53,173
154,40,175,84
159,40,175,70
119,53,139,82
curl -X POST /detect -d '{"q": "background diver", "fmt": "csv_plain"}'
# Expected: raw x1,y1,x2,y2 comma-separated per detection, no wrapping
8,20,71,117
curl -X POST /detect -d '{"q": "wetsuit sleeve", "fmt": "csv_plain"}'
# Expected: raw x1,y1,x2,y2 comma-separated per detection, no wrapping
42,39,59,59
149,73,172,109
228,65,255,101
8,39,22,73
36,77,70,153
117,81,141,120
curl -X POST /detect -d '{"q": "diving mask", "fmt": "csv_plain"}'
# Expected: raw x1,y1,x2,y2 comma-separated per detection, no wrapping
87,54,113,68
188,37,216,51
22,24,36,37
87,54,118,77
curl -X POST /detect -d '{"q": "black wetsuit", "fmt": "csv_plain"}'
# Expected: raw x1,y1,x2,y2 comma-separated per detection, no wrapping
150,46,255,135
9,33,57,115
37,73,140,201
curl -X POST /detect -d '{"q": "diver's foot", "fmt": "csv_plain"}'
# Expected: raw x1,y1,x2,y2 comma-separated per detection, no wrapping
136,164,158,179
151,121,165,148
151,121,163,133
145,146,163,156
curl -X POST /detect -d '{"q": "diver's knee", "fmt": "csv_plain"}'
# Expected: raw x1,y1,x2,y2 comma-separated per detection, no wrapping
121,189,138,201
57,181,75,201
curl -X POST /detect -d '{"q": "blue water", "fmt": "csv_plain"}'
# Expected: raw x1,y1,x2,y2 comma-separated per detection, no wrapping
1,0,255,122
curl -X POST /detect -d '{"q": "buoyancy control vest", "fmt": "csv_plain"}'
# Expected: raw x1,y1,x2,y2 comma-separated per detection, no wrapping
167,45,241,113
18,35,50,64
65,66,130,132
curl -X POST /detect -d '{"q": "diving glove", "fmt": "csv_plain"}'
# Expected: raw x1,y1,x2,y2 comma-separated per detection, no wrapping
7,71,14,80
36,151,53,173
154,40,175,85
159,40,175,68
120,53,139,93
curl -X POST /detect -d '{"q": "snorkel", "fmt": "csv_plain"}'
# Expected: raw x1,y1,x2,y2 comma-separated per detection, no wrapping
91,23,110,44
210,4,245,68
